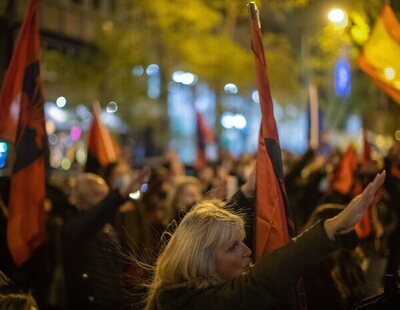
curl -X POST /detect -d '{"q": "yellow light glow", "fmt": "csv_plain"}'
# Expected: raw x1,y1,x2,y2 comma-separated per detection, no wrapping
61,158,71,171
350,24,370,45
375,135,385,147
328,9,348,27
395,130,400,141
394,80,400,90
76,149,87,164
102,21,114,31
384,67,396,80
129,191,141,200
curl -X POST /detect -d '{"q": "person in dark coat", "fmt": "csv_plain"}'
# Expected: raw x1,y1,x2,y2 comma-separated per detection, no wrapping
302,204,367,309
145,171,386,310
62,168,150,310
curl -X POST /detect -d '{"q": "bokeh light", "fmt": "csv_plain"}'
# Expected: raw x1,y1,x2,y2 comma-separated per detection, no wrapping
106,101,118,113
56,96,66,108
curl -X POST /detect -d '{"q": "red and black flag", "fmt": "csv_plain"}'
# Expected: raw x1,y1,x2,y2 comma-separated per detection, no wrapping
195,111,214,169
249,2,295,259
85,101,120,173
249,3,306,309
0,0,48,266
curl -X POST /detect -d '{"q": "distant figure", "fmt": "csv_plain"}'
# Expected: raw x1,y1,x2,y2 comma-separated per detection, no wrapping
303,204,367,309
167,175,202,220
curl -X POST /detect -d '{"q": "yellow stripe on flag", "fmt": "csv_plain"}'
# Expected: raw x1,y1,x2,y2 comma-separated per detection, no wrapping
358,5,400,104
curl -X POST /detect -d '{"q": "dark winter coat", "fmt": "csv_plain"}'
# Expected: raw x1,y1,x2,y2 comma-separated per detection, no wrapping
152,221,336,310
62,190,126,310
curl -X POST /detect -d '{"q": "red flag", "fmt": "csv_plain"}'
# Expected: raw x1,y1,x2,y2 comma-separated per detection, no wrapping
86,101,120,173
354,200,372,239
331,146,357,196
354,130,373,239
249,4,306,309
249,3,295,259
0,0,47,266
195,111,214,169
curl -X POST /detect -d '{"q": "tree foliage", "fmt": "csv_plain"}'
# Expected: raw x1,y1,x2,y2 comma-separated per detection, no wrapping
39,0,399,136
42,0,301,105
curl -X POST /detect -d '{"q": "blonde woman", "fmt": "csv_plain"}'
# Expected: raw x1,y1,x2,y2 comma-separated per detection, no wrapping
145,171,385,309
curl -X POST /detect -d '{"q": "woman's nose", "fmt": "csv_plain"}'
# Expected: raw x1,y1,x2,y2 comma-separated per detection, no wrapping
242,244,252,257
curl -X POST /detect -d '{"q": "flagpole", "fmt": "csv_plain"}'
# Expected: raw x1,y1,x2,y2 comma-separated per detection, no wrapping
248,2,261,29
248,3,307,308
308,82,319,150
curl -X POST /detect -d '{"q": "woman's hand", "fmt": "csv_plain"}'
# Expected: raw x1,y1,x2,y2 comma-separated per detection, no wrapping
324,170,386,239
119,166,151,199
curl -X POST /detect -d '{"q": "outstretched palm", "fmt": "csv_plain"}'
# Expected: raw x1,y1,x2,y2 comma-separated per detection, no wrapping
324,171,386,237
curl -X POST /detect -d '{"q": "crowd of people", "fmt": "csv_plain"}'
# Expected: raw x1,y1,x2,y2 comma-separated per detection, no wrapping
0,144,399,309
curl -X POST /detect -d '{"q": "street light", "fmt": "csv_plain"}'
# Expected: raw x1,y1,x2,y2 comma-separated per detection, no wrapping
328,8,348,27
384,67,396,81
327,9,370,46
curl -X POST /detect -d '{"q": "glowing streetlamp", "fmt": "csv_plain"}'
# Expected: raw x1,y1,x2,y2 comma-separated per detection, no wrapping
384,67,396,81
328,8,348,27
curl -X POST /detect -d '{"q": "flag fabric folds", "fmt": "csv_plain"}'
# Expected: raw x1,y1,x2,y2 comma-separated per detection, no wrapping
358,5,400,104
0,0,48,266
195,111,214,169
355,130,373,239
86,101,120,173
331,146,357,196
249,3,295,259
249,4,306,309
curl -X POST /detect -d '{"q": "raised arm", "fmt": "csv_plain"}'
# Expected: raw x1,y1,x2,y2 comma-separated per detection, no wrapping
210,171,386,309
324,171,386,239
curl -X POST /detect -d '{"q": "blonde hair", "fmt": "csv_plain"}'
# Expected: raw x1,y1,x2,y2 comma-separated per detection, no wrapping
0,294,38,310
146,201,244,310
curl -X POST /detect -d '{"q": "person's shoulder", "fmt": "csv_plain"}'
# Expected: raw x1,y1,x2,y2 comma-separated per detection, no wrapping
157,286,204,309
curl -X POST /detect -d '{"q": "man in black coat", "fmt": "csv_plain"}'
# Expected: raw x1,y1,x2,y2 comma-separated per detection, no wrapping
62,169,149,310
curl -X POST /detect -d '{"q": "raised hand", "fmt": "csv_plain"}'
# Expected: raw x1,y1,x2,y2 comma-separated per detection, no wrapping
324,170,386,239
119,166,151,198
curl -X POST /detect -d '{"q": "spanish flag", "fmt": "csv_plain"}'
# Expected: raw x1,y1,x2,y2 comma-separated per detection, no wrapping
0,0,48,266
358,5,400,104
85,101,120,173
